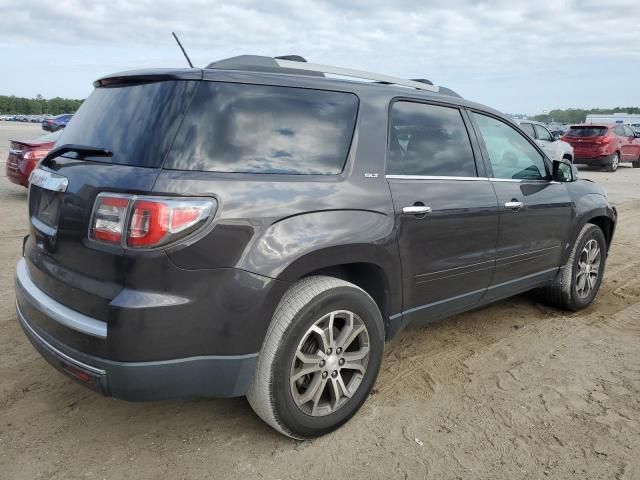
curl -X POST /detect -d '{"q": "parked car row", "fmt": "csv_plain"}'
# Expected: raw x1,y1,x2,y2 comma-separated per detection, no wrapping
561,124,640,171
518,119,640,172
0,113,74,130
1,114,51,123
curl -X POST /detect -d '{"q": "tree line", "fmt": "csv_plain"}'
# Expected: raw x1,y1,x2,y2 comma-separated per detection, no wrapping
0,95,84,115
531,107,640,124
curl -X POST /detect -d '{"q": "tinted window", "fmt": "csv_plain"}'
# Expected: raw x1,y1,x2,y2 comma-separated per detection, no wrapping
566,126,608,137
534,124,553,141
387,102,477,177
519,122,535,138
165,83,358,175
472,112,548,180
58,81,195,167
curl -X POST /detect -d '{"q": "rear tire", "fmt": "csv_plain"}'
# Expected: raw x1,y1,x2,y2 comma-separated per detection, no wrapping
247,276,385,439
539,224,607,311
632,159,640,168
605,152,619,172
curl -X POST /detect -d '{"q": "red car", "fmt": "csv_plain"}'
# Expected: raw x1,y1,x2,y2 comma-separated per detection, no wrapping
561,124,640,172
6,131,60,188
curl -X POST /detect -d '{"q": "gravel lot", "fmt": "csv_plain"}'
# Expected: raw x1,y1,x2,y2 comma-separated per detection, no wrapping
1,122,639,479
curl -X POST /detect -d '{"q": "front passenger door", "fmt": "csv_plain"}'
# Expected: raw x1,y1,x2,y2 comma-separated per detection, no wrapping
470,112,573,301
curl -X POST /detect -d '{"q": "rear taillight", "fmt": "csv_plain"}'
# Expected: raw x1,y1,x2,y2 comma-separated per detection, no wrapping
23,149,51,162
594,136,611,145
90,194,215,249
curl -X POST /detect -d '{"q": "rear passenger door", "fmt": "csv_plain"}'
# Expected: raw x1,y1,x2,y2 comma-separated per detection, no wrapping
622,126,640,161
386,101,499,326
614,126,634,161
469,112,573,300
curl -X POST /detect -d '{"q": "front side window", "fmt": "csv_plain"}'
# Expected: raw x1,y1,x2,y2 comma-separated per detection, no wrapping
165,82,359,175
623,126,635,137
472,112,548,180
613,126,625,136
387,102,477,177
534,124,553,141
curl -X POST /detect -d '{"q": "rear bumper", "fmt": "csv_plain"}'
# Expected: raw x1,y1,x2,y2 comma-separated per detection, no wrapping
574,153,615,165
5,161,29,188
15,258,259,400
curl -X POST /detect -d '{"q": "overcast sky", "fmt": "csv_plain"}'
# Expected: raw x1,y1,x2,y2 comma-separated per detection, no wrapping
1,0,638,114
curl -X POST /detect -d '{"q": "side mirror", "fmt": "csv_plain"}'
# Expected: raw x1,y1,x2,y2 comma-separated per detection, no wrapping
553,158,577,182
552,132,561,141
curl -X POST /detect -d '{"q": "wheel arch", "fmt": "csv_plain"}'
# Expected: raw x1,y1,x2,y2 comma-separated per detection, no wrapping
562,194,616,264
278,247,403,339
587,215,615,252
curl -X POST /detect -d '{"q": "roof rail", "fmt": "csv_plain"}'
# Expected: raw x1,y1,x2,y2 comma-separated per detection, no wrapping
274,59,440,93
205,55,453,95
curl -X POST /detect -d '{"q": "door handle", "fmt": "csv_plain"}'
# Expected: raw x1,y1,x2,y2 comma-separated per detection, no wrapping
505,201,524,210
403,205,432,215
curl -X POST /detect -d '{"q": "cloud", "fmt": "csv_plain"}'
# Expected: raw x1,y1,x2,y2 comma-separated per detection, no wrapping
0,0,638,112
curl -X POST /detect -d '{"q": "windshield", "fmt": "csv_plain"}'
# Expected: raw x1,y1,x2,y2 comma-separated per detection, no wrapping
566,126,608,137
57,80,196,167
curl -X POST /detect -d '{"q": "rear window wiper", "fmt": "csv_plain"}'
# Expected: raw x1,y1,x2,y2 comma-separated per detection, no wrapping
41,144,113,167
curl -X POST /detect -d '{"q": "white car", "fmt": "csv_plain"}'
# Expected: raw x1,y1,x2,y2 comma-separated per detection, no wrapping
518,120,574,163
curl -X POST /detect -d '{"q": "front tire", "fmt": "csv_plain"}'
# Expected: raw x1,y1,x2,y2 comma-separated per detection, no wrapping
540,224,607,311
247,276,385,439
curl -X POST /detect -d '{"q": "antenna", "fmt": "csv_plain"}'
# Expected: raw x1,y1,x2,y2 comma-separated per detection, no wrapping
171,32,194,68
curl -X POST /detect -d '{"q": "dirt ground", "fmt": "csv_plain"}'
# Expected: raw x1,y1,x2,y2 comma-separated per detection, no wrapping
0,122,639,480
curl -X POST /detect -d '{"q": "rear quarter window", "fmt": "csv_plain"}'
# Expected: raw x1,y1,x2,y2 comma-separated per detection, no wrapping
165,82,359,175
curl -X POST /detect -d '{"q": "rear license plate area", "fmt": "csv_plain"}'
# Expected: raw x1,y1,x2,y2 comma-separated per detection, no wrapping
28,169,68,240
31,187,61,233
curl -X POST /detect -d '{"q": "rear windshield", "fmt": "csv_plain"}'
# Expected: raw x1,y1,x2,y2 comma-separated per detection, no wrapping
164,82,359,175
566,126,608,137
57,81,195,167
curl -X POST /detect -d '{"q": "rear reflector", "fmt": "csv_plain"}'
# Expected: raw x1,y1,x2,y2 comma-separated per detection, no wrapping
90,193,215,249
63,364,91,383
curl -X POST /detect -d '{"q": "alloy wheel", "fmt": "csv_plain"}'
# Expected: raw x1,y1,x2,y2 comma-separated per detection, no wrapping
611,154,619,171
576,239,601,299
289,310,370,417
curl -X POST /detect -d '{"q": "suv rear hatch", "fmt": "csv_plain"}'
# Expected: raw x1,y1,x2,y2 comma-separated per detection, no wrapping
25,74,199,322
564,125,610,156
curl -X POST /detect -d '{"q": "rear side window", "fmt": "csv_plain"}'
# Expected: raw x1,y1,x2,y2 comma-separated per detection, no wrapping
566,126,608,137
534,124,553,141
58,81,195,167
165,83,359,175
387,102,477,177
520,122,535,138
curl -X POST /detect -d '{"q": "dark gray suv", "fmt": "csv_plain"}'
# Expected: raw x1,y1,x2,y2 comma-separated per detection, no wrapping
15,55,617,439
